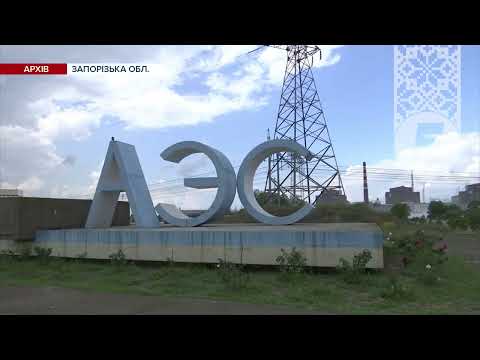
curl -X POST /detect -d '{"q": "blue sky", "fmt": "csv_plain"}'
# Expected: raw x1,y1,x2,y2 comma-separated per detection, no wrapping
1,45,479,207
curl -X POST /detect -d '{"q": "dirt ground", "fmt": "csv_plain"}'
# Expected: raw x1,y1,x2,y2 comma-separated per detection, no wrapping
0,286,324,315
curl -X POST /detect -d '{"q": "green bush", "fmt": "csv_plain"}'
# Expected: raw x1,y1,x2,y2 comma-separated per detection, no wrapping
424,201,480,231
410,216,427,224
76,252,88,259
255,190,302,208
109,249,127,266
0,249,16,257
390,203,410,221
216,258,250,290
337,250,372,284
15,243,32,260
381,275,414,301
33,246,52,263
466,207,480,231
390,229,448,288
418,264,440,286
0,249,16,265
428,201,447,220
445,204,463,218
312,203,394,225
275,247,307,274
218,202,394,225
392,229,447,268
150,271,167,280
447,215,469,231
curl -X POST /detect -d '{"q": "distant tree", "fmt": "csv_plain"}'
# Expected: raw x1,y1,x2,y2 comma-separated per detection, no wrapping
466,207,480,231
444,204,463,220
468,200,480,210
428,201,447,220
447,215,469,231
391,203,410,221
254,190,296,207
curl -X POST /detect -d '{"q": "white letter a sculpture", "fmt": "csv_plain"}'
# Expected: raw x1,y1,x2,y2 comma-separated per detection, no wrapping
85,139,159,228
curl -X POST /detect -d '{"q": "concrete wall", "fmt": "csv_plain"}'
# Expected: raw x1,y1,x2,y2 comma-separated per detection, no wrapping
386,186,421,205
0,197,130,241
0,198,20,240
35,223,384,268
452,183,480,209
0,189,23,197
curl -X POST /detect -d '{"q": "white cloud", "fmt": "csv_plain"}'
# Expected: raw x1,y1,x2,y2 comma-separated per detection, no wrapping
37,105,102,141
27,45,345,137
2,45,345,139
18,176,44,194
203,45,344,105
0,45,345,198
0,125,64,183
188,45,258,73
175,153,213,177
246,45,345,85
44,163,104,200
87,168,102,194
379,132,479,174
176,188,218,210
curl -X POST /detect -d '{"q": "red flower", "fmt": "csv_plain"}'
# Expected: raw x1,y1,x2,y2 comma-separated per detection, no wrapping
434,243,448,253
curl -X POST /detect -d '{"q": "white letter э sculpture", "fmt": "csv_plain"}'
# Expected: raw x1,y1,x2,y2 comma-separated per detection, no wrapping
85,139,160,228
236,139,315,225
155,141,237,227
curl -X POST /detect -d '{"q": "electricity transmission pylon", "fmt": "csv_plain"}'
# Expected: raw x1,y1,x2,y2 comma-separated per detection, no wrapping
260,45,346,205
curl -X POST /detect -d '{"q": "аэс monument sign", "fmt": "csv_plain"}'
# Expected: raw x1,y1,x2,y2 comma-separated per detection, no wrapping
86,138,316,228
35,138,384,269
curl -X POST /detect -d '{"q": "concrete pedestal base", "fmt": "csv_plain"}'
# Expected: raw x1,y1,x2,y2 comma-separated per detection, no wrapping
35,223,384,268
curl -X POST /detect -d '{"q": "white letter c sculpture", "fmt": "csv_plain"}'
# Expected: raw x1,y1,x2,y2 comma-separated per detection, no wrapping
237,139,315,225
155,141,237,227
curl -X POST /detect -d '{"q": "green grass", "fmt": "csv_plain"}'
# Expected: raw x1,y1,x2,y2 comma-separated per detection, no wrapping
1,251,480,314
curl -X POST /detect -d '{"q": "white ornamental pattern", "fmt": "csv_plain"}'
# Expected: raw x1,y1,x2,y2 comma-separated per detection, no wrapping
393,45,461,154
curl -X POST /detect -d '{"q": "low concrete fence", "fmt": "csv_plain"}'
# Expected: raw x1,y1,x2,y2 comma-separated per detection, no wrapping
34,223,384,268
0,197,130,241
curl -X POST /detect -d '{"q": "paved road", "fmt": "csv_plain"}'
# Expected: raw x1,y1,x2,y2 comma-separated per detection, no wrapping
0,286,322,315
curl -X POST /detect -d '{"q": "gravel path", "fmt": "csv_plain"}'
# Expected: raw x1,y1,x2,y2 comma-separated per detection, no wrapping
0,286,323,315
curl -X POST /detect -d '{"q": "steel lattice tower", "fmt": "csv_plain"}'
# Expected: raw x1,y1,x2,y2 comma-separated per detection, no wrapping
264,45,345,205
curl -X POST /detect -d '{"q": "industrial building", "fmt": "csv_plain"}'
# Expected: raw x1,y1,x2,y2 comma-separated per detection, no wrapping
0,197,130,241
385,186,420,205
452,183,480,209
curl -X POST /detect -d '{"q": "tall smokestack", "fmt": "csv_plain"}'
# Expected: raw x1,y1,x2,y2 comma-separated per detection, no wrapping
363,161,369,204
267,129,272,194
